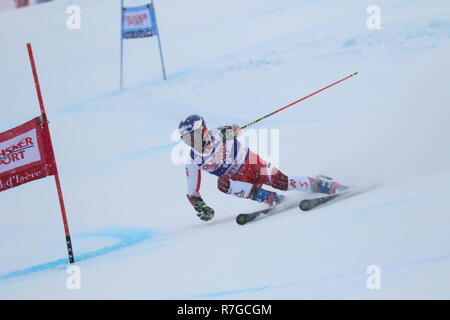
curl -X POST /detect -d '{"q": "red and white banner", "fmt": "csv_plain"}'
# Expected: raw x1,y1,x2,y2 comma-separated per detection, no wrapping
0,116,56,192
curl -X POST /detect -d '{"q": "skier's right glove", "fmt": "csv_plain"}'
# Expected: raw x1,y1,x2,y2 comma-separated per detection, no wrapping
187,195,215,221
219,124,241,141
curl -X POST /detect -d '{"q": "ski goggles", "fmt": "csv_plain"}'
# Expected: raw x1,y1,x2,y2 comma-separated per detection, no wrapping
180,128,207,146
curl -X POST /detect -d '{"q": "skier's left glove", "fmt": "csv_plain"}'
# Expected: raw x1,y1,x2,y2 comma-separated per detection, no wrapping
219,124,241,141
187,195,215,221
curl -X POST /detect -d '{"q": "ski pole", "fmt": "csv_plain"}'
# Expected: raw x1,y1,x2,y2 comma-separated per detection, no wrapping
235,72,358,134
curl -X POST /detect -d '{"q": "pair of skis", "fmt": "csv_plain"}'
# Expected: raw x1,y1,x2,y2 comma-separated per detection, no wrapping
236,189,353,225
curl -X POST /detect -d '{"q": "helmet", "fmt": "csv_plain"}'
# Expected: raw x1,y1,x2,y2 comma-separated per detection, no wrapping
178,115,207,148
178,114,206,136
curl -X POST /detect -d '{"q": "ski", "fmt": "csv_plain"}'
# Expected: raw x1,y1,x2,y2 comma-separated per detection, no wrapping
299,186,370,212
237,184,376,224
299,193,341,211
236,197,298,225
237,191,347,224
236,207,273,225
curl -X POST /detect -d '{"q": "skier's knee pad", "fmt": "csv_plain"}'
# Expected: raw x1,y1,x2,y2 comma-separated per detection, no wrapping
228,180,254,199
271,170,289,191
218,177,254,199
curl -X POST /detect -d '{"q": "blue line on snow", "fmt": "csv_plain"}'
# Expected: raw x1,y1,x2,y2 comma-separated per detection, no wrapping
327,195,428,226
196,269,364,298
0,227,156,281
57,89,125,114
60,142,177,175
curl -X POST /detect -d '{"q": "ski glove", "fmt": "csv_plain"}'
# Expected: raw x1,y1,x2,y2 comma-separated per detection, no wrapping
219,124,241,141
187,195,215,221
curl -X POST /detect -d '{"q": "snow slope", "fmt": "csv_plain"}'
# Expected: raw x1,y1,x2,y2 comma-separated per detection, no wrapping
0,0,450,299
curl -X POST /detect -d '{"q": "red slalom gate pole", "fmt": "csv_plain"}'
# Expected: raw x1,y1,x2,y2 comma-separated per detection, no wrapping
27,43,75,264
235,72,358,134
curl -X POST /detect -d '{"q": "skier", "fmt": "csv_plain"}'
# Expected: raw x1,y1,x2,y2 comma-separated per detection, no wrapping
179,114,348,221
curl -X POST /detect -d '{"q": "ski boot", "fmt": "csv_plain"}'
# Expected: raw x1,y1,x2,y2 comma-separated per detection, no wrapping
311,175,349,195
250,187,283,206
